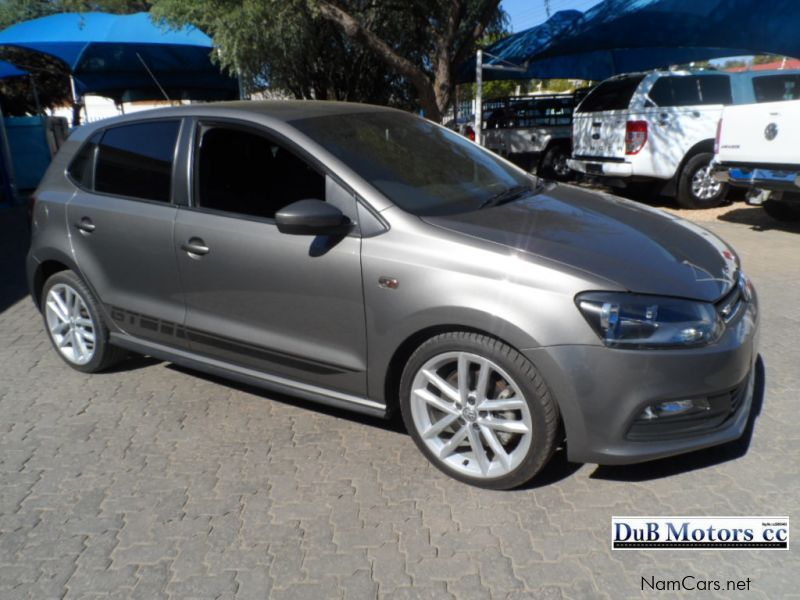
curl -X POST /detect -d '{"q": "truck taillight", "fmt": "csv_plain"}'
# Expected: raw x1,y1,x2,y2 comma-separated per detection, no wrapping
714,118,722,155
625,121,648,155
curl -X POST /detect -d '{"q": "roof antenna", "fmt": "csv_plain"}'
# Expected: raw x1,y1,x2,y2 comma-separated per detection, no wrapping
136,52,171,103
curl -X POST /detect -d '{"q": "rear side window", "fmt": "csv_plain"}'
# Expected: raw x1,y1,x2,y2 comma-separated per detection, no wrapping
752,74,800,102
67,131,101,188
576,76,645,112
648,75,732,107
95,120,180,202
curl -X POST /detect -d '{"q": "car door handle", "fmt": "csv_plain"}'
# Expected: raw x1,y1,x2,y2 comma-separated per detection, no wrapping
75,217,96,234
181,238,210,256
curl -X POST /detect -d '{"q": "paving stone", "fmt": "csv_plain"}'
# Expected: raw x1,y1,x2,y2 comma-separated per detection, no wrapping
0,206,797,599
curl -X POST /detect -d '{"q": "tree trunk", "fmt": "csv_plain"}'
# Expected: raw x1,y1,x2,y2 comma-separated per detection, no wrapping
317,0,443,121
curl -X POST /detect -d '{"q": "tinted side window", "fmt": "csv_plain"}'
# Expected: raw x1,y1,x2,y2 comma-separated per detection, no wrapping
195,126,325,220
699,76,732,104
576,76,645,112
649,76,731,107
67,131,102,189
95,120,180,202
752,74,800,102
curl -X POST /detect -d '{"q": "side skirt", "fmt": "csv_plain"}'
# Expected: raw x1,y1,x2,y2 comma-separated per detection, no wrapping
109,333,387,419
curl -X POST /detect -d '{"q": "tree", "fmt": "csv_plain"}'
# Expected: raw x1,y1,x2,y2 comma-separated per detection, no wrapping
152,0,417,108
314,0,506,122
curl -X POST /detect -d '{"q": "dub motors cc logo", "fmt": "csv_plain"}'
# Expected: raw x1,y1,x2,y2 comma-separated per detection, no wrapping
612,516,789,550
764,122,778,140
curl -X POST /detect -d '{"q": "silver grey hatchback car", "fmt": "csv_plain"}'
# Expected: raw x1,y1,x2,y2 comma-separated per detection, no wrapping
28,101,759,489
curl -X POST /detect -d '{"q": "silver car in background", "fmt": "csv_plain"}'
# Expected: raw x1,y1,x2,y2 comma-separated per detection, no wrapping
28,101,759,489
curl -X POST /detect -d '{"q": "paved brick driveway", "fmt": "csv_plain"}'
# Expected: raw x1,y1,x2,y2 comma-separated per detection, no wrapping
1,204,798,599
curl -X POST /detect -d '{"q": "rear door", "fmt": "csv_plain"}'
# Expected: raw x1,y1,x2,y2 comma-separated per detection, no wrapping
639,75,730,177
572,75,645,160
66,119,188,347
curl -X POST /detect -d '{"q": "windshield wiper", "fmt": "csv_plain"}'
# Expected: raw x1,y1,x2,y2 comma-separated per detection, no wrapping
478,184,535,210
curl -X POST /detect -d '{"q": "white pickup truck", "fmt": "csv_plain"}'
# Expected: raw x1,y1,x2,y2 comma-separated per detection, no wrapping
713,98,800,221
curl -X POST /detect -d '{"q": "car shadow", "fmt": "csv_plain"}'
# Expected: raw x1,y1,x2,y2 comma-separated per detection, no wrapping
588,355,765,483
718,207,800,233
0,205,31,314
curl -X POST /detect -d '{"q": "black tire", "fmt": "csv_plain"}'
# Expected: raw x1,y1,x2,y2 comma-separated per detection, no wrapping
399,331,560,490
676,152,728,209
762,196,800,221
539,144,572,181
40,270,127,373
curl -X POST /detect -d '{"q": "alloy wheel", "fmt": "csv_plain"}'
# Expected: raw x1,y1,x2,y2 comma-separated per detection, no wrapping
409,351,533,479
691,164,722,201
44,283,96,365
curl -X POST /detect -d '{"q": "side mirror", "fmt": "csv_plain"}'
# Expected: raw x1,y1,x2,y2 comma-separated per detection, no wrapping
275,199,351,236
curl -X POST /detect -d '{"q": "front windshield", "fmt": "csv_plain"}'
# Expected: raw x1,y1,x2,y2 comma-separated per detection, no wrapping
290,110,533,216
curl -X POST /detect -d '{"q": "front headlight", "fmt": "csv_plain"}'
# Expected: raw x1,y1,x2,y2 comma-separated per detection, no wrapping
575,292,723,349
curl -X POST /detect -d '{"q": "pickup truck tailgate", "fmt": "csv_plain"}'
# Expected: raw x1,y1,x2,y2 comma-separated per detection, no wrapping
719,99,800,165
572,112,627,159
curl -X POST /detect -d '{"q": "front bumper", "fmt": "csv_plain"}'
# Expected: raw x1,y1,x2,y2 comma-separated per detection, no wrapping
568,158,633,177
524,294,759,465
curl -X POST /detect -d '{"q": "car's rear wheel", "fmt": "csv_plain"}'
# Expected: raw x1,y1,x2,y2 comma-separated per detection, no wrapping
677,152,728,208
540,144,572,181
399,332,559,490
762,195,800,221
41,270,126,373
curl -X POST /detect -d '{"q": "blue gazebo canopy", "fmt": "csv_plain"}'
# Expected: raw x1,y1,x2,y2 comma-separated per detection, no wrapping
0,12,238,102
0,60,27,79
462,0,795,83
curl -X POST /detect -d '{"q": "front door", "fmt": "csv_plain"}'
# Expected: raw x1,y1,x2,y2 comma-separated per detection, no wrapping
173,122,368,397
66,119,187,347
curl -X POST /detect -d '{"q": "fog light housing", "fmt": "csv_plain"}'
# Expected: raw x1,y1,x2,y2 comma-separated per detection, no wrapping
638,398,711,420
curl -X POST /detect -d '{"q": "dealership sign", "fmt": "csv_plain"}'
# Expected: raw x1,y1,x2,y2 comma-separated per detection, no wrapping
612,517,789,550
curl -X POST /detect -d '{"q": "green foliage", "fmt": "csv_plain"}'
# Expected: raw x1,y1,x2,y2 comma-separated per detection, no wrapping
151,0,419,107
753,54,780,65
720,59,747,70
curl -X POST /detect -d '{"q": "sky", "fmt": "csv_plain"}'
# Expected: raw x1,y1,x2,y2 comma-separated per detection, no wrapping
500,0,603,32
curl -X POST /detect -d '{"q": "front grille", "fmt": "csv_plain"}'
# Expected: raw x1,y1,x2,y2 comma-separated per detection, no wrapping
715,272,748,323
626,377,750,441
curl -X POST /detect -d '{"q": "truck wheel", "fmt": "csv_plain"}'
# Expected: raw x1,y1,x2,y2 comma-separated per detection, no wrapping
762,195,800,221
540,145,572,181
677,152,728,209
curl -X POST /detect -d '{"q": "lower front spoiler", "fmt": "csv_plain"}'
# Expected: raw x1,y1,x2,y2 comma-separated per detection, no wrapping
575,369,755,465
523,314,759,465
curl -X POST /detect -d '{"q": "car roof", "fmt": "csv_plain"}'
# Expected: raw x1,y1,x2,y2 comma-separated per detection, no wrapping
70,100,402,139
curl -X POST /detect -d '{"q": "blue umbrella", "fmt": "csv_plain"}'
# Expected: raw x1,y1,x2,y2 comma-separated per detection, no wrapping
0,12,238,102
459,5,755,82
0,60,27,79
539,0,800,63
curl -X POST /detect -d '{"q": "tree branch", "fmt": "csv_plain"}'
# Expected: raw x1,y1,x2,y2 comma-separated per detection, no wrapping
452,0,502,69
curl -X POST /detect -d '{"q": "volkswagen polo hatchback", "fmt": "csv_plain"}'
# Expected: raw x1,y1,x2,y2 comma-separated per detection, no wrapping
28,101,759,489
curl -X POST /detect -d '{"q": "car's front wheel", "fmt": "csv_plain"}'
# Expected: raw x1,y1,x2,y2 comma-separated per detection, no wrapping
762,194,800,221
41,270,126,373
399,332,559,489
